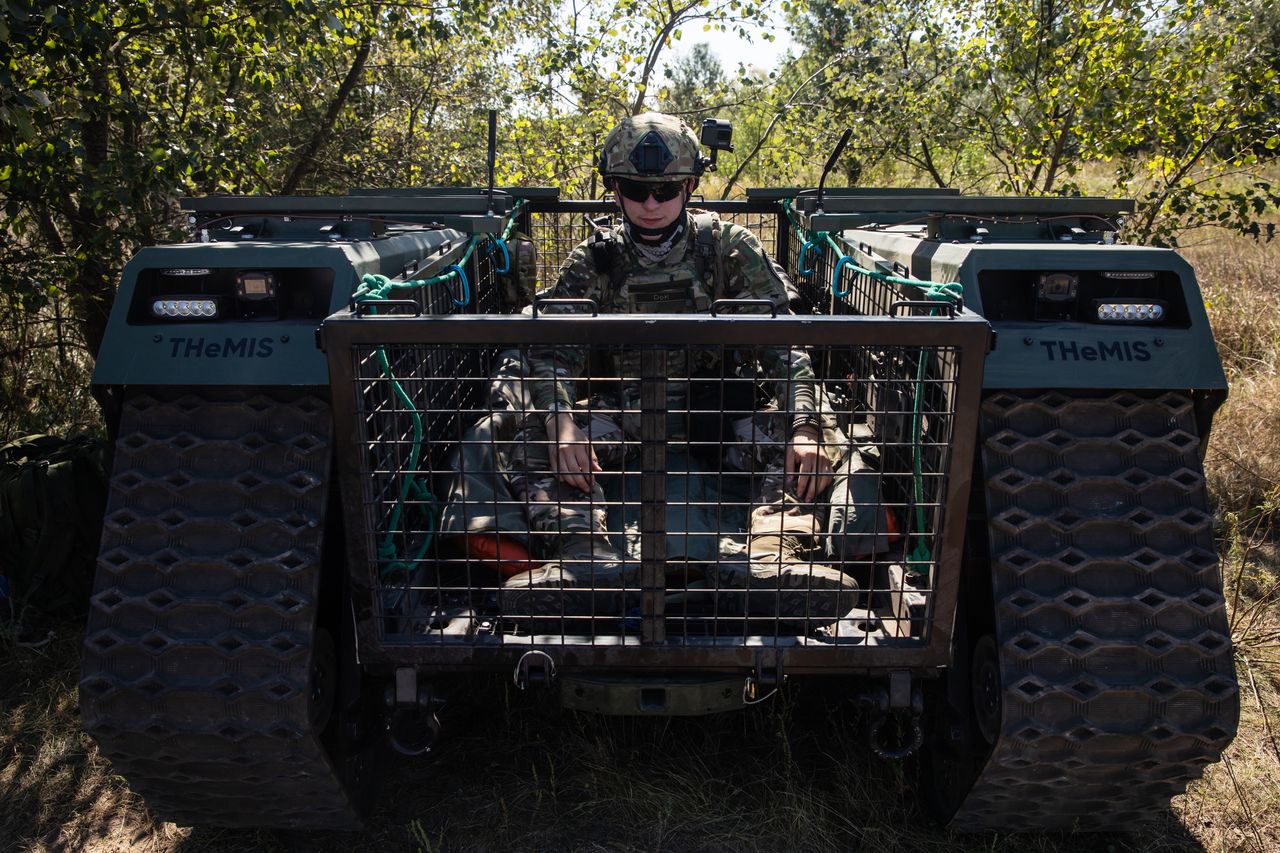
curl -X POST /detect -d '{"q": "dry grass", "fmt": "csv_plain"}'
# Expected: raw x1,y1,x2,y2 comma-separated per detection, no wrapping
1178,226,1280,853
0,627,170,853
0,661,1212,853
1182,231,1280,525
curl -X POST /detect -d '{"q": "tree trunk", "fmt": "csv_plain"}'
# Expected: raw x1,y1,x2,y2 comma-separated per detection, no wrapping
69,60,116,360
281,33,374,194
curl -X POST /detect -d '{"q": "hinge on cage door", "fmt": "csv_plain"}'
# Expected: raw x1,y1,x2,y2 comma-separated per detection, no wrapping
744,649,785,705
513,649,557,690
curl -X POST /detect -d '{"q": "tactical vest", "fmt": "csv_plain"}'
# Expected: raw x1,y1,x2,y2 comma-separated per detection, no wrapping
587,211,725,314
586,212,743,441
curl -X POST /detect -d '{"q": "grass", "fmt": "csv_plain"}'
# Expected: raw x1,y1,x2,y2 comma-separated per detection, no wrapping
2,226,1279,853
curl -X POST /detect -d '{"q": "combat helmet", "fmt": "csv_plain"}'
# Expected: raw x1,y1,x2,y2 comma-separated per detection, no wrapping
598,113,707,184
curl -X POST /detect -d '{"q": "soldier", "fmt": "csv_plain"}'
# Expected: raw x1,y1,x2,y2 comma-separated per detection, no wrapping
503,112,859,622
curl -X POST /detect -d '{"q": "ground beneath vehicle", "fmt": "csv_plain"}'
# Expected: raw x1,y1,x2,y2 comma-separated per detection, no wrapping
80,187,1237,831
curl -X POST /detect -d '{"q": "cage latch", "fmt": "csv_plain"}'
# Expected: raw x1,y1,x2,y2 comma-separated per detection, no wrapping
513,649,558,691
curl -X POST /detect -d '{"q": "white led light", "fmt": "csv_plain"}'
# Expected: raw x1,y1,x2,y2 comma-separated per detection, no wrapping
1095,301,1165,322
152,298,218,319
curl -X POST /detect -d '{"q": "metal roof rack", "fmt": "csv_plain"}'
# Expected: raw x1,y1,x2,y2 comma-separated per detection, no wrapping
790,194,1134,238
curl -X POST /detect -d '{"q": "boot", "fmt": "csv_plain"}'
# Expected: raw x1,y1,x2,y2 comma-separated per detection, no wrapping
716,534,858,620
502,536,635,627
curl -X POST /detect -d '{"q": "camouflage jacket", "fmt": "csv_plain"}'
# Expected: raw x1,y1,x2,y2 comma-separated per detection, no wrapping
528,209,820,434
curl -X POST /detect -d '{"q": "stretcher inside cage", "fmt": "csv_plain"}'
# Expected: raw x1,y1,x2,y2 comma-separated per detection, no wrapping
334,312,984,651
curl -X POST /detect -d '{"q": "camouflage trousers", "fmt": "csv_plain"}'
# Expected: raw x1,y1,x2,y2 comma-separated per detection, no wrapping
506,403,886,563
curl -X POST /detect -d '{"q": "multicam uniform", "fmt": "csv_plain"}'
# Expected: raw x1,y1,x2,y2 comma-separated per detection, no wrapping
508,210,850,563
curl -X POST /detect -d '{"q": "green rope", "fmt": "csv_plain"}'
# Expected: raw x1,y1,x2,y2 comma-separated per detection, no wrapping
352,198,526,305
904,283,963,575
783,199,964,295
352,199,526,579
375,342,438,578
782,198,964,576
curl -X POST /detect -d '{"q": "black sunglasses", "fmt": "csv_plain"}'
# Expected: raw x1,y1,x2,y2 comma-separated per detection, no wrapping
614,178,686,203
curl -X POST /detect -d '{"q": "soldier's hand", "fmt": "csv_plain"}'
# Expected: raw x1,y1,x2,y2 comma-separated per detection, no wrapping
786,425,832,502
547,412,602,492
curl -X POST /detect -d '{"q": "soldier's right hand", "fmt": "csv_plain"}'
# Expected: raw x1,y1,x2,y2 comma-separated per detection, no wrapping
546,412,602,492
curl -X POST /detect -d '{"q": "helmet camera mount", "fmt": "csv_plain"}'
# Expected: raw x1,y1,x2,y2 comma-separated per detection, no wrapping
699,118,734,173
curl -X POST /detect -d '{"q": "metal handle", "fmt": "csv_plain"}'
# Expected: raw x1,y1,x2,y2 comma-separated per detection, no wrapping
531,297,599,317
709,298,777,317
352,299,422,317
889,299,958,319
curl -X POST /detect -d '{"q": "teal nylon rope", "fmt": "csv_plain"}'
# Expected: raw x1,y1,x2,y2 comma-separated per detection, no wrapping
782,198,963,576
353,199,526,578
905,281,964,575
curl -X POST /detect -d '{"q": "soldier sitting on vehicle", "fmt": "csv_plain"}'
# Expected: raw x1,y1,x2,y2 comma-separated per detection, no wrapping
500,112,864,623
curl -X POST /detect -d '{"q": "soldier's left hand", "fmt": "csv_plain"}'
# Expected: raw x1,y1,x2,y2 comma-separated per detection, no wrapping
786,425,832,502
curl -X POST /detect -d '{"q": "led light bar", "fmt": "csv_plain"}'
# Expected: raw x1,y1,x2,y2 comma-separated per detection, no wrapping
1102,270,1156,280
1095,301,1165,322
152,298,219,319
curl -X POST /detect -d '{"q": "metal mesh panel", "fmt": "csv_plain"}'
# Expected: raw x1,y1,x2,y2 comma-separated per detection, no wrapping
400,238,507,316
528,209,602,290
525,202,781,293
785,229,934,318
785,228,830,312
343,329,967,652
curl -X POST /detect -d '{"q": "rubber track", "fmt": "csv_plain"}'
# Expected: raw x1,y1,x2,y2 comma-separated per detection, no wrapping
950,391,1238,830
80,390,360,828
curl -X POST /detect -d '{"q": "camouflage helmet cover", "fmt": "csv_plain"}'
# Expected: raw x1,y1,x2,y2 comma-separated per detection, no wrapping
599,112,705,182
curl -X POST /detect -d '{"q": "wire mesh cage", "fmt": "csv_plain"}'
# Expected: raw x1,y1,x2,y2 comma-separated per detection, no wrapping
325,314,986,665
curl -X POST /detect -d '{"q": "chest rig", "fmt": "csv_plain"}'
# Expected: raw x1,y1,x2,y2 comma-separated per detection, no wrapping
588,212,725,313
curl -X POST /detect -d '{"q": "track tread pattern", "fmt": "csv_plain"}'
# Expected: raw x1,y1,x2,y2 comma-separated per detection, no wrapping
80,390,359,829
951,390,1238,830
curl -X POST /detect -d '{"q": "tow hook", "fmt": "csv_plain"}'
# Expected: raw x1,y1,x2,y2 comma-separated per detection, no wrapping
384,667,444,757
744,649,785,705
860,671,925,760
513,650,557,690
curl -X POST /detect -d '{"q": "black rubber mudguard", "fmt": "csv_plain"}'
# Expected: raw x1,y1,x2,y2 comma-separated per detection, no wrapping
79,389,361,828
949,390,1238,830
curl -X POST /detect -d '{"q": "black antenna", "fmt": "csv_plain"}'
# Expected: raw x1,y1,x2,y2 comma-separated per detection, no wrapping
486,109,498,212
815,128,852,212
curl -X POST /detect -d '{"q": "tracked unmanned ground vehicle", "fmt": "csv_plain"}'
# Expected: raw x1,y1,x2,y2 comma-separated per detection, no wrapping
80,182,1237,831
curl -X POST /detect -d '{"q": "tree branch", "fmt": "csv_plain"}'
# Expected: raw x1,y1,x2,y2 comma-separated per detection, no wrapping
719,52,852,198
630,0,701,115
281,31,375,194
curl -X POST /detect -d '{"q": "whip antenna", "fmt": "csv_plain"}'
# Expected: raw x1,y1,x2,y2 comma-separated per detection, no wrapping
816,128,852,212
